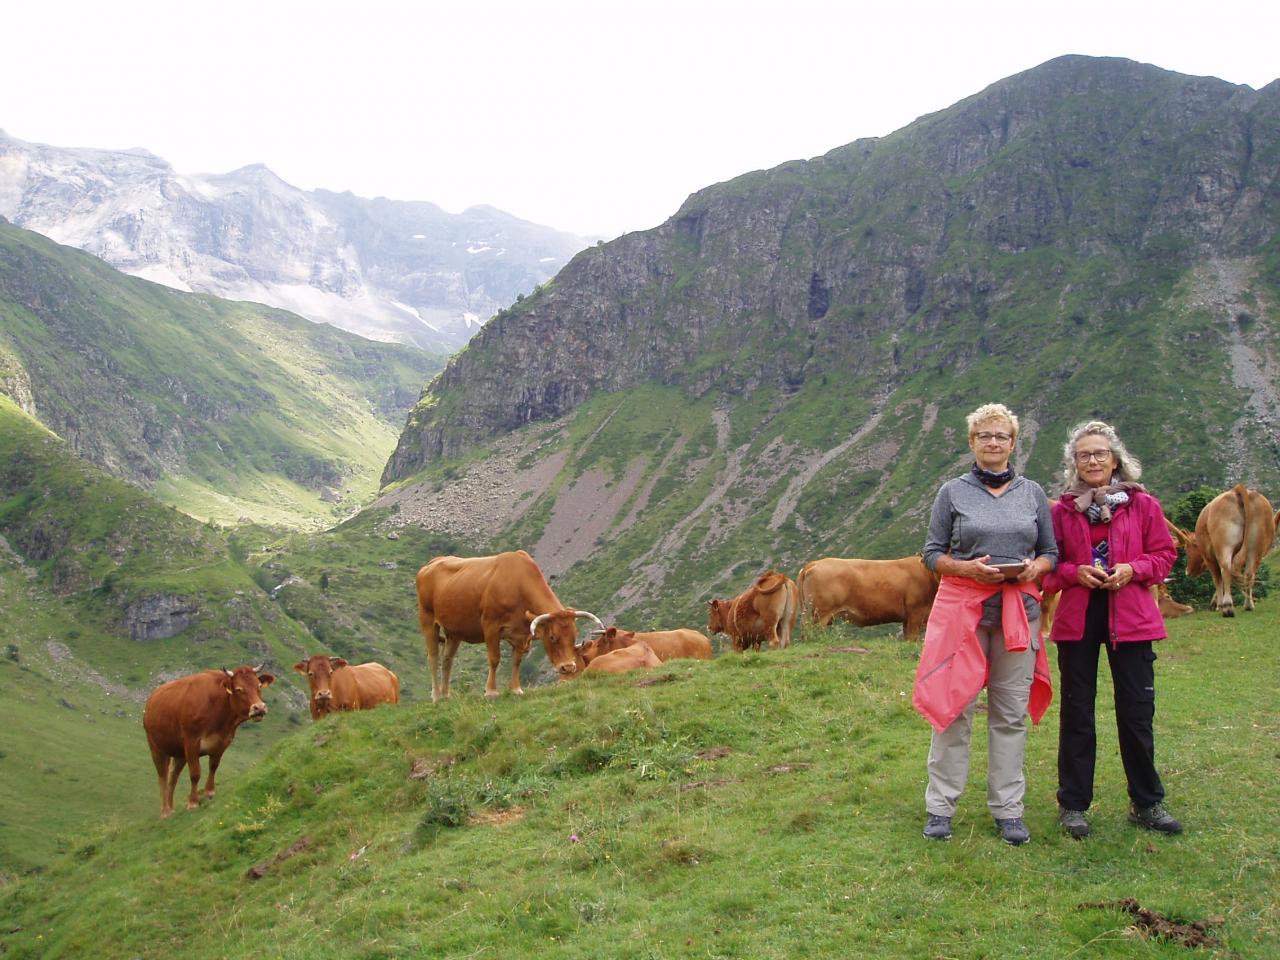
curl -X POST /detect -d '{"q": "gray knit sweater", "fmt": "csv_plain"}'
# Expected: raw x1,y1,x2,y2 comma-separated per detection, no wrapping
922,472,1058,625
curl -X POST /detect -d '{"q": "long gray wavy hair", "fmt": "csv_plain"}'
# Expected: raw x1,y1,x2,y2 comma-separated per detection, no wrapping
1058,420,1143,491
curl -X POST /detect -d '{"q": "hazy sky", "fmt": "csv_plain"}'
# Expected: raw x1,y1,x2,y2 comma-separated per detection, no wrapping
4,0,1277,238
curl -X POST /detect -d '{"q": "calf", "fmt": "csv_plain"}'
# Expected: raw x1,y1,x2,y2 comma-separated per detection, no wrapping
579,627,713,664
707,571,799,652
584,641,663,675
293,655,400,721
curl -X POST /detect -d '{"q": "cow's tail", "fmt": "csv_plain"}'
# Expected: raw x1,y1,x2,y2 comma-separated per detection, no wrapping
795,563,815,625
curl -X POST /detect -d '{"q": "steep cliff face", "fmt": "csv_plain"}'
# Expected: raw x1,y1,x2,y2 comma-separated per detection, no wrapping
385,56,1280,484
0,136,589,351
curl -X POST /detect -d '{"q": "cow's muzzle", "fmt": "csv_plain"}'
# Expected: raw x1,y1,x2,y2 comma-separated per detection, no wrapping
316,690,333,703
556,661,579,678
249,703,268,720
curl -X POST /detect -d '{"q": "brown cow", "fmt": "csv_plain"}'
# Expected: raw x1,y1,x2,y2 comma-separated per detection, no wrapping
1168,485,1276,616
583,641,664,675
415,550,602,700
707,570,799,652
796,554,940,642
292,655,400,721
578,627,713,665
142,665,275,819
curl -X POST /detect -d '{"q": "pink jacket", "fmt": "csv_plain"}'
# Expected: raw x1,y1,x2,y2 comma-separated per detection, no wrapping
1041,490,1177,644
912,576,1053,733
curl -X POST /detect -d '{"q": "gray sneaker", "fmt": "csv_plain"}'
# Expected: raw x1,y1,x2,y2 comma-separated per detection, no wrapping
1129,802,1183,834
995,817,1030,845
1058,807,1090,839
923,814,953,840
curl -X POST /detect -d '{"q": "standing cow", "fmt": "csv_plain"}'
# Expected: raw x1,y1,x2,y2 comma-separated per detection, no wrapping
293,655,400,720
1168,485,1276,616
796,554,940,641
707,570,799,651
415,550,603,700
142,665,274,819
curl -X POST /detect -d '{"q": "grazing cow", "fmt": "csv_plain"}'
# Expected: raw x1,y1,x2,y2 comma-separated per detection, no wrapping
796,554,940,642
1168,485,1276,616
707,570,799,652
415,550,602,700
292,655,400,721
578,627,713,665
584,641,664,675
142,665,275,819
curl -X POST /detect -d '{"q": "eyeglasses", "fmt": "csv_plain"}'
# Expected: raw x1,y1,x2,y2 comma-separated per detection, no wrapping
1075,449,1113,463
974,432,1012,444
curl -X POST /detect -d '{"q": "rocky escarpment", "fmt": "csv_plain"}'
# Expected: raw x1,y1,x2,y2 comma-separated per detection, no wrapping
384,56,1280,485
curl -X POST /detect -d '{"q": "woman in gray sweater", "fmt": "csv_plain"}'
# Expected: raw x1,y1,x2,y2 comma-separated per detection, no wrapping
918,403,1057,845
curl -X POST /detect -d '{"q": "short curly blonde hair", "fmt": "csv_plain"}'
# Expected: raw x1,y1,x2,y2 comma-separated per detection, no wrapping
966,403,1019,441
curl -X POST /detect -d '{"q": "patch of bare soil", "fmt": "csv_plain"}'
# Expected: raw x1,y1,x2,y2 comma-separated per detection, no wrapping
765,763,812,775
467,806,526,827
679,778,743,792
534,460,647,577
1078,899,1222,949
632,672,679,687
827,645,872,655
45,641,146,703
246,837,312,880
695,747,732,760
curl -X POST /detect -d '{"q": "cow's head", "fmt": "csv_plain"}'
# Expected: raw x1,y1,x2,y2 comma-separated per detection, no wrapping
707,599,729,635
577,626,632,664
529,609,603,679
1167,521,1204,576
1154,583,1193,619
292,655,347,715
222,665,274,722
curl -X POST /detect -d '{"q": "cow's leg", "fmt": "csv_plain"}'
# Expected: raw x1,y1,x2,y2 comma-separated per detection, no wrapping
165,757,186,819
482,627,503,698
183,742,204,811
508,635,529,696
904,611,927,643
1212,548,1235,617
150,744,173,819
424,619,445,703
440,634,462,699
204,750,224,802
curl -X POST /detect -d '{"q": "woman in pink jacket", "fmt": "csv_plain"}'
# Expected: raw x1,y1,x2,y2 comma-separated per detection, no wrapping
1043,421,1181,839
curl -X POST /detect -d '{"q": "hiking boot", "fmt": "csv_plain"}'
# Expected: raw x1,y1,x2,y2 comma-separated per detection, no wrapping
923,814,953,840
995,817,1030,845
1129,802,1183,834
1058,807,1090,839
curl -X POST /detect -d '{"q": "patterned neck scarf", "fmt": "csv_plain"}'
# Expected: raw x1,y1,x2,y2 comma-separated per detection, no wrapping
972,462,1016,488
1065,477,1145,523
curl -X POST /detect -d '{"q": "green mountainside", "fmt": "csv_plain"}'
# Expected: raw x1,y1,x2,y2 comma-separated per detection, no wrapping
0,219,443,528
377,57,1280,626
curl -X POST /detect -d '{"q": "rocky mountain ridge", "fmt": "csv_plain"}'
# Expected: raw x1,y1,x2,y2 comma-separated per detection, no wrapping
0,130,590,351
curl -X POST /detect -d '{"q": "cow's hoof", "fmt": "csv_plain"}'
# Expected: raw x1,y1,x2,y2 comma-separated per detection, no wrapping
186,801,200,811
484,690,501,700
160,810,173,820
1222,610,1234,618
512,687,525,696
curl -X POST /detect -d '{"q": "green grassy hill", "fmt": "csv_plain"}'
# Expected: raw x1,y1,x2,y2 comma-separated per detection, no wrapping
1,578,1275,959
0,218,443,528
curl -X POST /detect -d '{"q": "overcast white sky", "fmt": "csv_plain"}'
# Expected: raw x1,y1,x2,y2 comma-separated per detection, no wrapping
4,1,1277,238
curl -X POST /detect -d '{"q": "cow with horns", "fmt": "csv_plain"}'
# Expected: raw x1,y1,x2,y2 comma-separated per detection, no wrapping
415,550,603,700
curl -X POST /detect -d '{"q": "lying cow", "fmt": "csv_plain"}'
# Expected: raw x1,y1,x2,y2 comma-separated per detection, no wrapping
578,626,713,665
584,641,664,675
292,655,400,721
1168,485,1276,616
142,665,274,819
707,570,799,652
415,550,603,700
796,554,940,642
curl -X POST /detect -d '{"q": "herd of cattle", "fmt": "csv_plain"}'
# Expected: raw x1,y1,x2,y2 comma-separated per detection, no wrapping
140,483,1277,818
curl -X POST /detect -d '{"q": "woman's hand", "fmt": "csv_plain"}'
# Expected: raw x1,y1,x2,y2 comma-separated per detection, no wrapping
1015,557,1050,584
965,555,1006,584
1076,564,1107,589
1103,562,1134,591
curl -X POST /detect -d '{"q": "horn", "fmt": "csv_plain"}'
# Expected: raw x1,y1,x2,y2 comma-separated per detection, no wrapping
223,668,234,677
529,613,550,636
575,611,604,630
252,663,265,674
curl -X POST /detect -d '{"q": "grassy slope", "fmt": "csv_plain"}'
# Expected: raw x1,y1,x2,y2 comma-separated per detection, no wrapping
1,579,1275,959
0,398,321,870
0,220,442,528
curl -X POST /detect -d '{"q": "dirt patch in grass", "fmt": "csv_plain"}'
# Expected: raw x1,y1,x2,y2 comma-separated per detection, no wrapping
468,806,525,827
633,672,679,687
1079,898,1222,948
246,836,312,880
695,747,732,761
680,778,743,792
